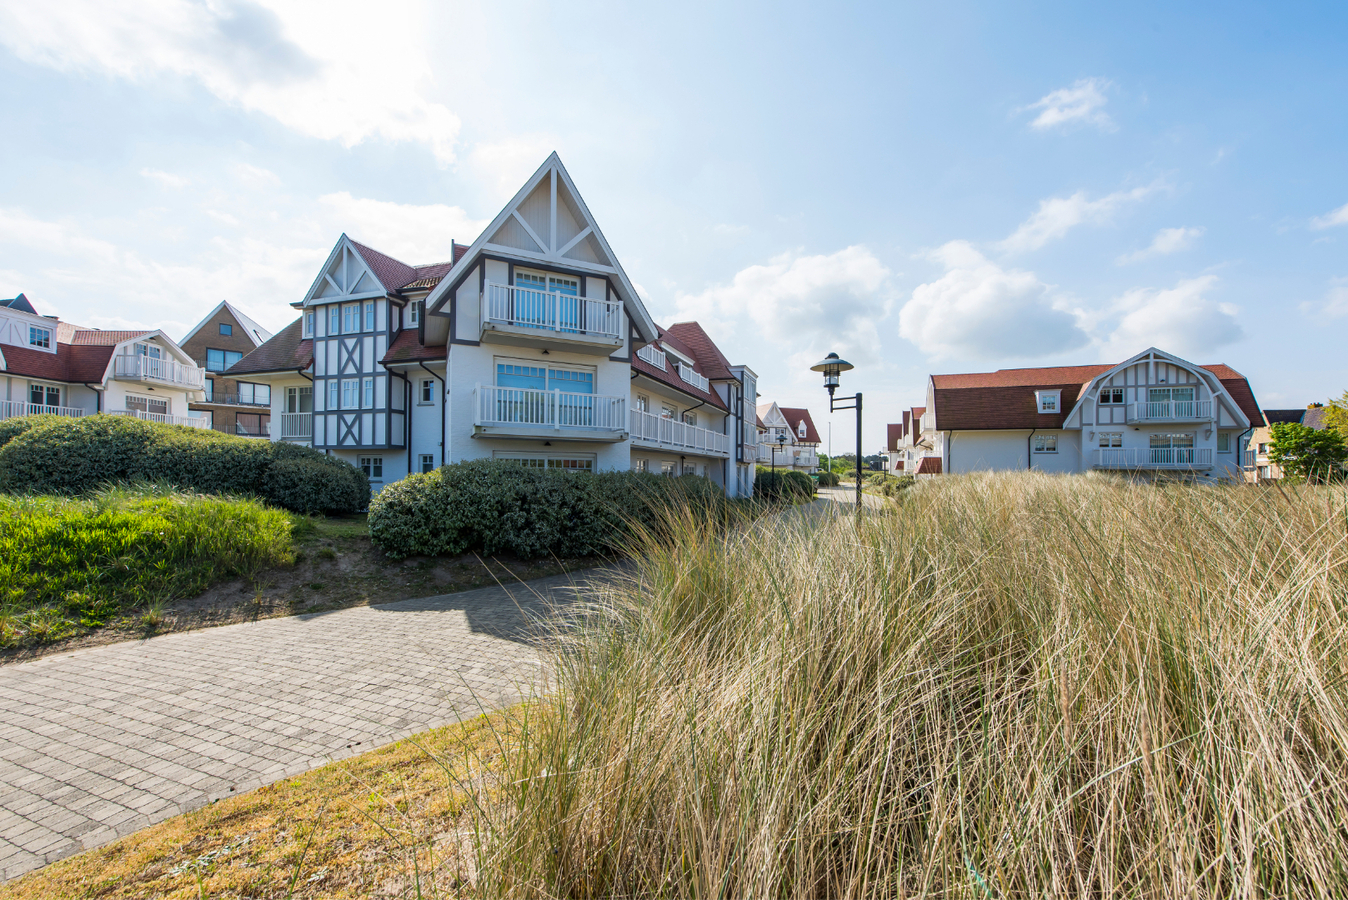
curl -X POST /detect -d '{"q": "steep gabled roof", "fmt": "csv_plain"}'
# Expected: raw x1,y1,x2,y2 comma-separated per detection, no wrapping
1263,409,1307,425
1,293,38,315
632,330,727,410
664,322,735,381
349,239,420,291
887,423,902,451
180,300,274,348
225,318,313,376
779,407,821,444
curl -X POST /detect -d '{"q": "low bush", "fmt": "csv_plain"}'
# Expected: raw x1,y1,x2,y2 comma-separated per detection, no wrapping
0,413,62,449
0,415,369,514
816,470,840,487
879,473,916,497
754,467,814,502
0,485,294,648
368,459,727,560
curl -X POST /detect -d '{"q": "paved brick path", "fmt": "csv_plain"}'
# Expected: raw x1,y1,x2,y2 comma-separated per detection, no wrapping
0,571,601,881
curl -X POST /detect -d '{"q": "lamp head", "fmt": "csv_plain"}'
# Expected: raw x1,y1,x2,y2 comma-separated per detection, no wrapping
810,352,853,397
777,432,786,446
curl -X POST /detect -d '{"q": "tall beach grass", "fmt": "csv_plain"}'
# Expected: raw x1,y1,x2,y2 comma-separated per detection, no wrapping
478,472,1348,898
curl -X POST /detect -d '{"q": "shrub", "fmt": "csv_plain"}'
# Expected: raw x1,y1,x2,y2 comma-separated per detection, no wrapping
816,470,840,487
754,467,814,502
368,459,727,560
0,485,294,647
0,413,62,449
0,415,368,514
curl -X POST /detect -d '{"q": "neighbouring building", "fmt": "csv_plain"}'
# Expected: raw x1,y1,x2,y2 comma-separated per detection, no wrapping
755,402,821,472
179,301,274,436
889,405,929,474
1246,406,1332,482
0,293,208,427
226,153,759,496
902,347,1262,482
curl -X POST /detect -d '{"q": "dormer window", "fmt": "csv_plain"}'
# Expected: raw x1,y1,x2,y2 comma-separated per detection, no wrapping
303,312,314,338
28,325,51,349
1035,390,1061,414
797,420,807,438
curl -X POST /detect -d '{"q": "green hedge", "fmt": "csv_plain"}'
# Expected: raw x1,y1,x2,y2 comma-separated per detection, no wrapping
0,415,369,514
754,467,815,501
368,459,727,560
816,470,840,487
0,486,294,647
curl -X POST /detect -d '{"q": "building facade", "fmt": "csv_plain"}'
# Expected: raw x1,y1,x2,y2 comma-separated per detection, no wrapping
1246,406,1332,482
0,293,208,427
755,402,821,472
900,348,1262,482
179,301,274,436
227,154,758,496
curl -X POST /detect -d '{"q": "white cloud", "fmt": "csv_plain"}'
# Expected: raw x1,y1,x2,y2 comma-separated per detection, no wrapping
317,193,489,263
898,241,1089,361
670,246,893,365
1116,226,1205,264
1099,275,1243,359
233,162,280,186
1310,202,1348,230
1020,78,1115,131
998,182,1161,254
464,136,558,202
140,168,189,189
1300,277,1348,319
0,0,461,163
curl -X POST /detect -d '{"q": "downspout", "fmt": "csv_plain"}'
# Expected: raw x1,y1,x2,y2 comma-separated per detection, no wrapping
944,430,952,475
84,384,101,413
1237,425,1255,482
418,360,445,467
1027,428,1036,471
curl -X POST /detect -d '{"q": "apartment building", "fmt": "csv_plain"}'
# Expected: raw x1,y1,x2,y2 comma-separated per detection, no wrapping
1246,406,1332,482
226,153,759,496
755,402,821,472
179,301,274,436
0,293,208,426
901,347,1262,482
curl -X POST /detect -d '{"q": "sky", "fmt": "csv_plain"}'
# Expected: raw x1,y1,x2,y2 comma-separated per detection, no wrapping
0,1,1345,454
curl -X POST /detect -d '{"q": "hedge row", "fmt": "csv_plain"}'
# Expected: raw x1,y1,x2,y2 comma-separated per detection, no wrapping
754,467,815,501
816,470,841,487
368,459,728,560
0,415,369,514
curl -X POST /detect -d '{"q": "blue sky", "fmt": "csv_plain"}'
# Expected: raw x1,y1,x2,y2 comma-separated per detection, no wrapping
1,1,1344,452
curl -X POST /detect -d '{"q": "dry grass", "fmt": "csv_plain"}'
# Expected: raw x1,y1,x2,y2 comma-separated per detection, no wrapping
0,711,514,900
478,472,1348,898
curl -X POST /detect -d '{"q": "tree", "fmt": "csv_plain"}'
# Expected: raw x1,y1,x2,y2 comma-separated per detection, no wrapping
1324,391,1348,437
1268,421,1348,484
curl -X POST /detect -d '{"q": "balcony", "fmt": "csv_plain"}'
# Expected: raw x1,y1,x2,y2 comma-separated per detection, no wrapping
629,409,730,457
636,343,667,370
113,354,206,389
279,413,313,441
204,392,270,407
1093,448,1213,470
0,400,85,421
480,283,624,356
108,409,211,429
473,384,627,442
1128,400,1213,423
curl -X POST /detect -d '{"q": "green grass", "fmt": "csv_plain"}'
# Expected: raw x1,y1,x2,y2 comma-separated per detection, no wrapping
0,485,294,648
475,472,1348,897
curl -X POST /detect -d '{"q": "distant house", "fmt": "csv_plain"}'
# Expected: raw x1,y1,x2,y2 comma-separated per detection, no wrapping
904,347,1262,482
756,402,821,472
888,405,928,474
1246,406,1332,482
179,301,274,437
0,293,208,427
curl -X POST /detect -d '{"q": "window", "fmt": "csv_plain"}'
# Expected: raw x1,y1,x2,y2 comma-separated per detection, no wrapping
206,349,243,372
409,301,421,326
495,362,595,394
364,301,375,331
28,326,51,349
200,410,213,429
1033,434,1058,452
285,386,313,413
682,411,697,427
341,379,359,409
419,454,435,474
1258,465,1270,480
661,404,678,419
237,382,270,406
636,394,649,413
304,312,314,337
342,304,359,333
219,323,232,336
1258,442,1269,454
126,395,168,415
1035,390,1061,414
1217,432,1231,453
28,383,60,408
547,458,593,472
329,306,340,335
1149,433,1195,464
327,380,339,410
1100,387,1124,404
494,452,594,471
798,420,808,437
204,378,213,402
235,413,268,437
633,458,649,473
360,456,384,480
683,464,697,476
661,461,676,475
420,379,435,404
362,377,374,408
1098,432,1123,448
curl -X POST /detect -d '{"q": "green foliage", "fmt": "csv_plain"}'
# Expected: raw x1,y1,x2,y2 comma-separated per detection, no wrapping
0,485,294,648
368,459,728,560
1268,420,1348,483
816,470,840,487
0,413,62,449
755,467,815,501
1325,391,1348,436
0,415,369,513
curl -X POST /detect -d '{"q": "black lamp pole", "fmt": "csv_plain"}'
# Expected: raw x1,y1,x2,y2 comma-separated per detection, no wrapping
810,352,862,510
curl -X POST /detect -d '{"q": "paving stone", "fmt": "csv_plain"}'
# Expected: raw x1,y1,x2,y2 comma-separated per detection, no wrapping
0,569,602,882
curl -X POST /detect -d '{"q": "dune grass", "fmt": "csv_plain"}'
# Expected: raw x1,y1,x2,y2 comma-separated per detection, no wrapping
0,485,294,648
477,473,1348,898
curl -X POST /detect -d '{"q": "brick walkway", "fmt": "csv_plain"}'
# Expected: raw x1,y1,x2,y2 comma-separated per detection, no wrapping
0,570,602,881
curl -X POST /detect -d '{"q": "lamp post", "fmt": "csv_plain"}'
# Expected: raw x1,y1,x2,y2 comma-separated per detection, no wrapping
770,431,786,477
810,352,862,509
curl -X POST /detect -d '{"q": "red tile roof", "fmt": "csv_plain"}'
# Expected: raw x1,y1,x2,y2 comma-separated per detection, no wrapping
664,322,735,381
916,456,942,475
69,329,152,346
887,423,902,451
1,342,118,384
631,348,727,410
348,239,464,294
226,318,313,376
778,407,821,444
901,411,912,441
381,328,446,364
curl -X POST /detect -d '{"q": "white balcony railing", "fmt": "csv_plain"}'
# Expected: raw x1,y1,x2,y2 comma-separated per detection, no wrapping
636,343,667,370
629,408,729,456
677,362,710,393
1094,448,1213,470
280,413,312,439
475,384,626,432
108,409,212,429
483,283,623,340
113,354,206,389
1129,400,1213,422
794,450,819,468
0,400,85,420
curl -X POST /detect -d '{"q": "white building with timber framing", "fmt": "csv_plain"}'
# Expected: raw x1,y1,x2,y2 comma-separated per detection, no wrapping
228,154,760,496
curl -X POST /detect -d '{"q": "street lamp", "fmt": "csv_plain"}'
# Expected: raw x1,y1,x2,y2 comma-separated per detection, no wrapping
770,430,786,477
810,352,862,509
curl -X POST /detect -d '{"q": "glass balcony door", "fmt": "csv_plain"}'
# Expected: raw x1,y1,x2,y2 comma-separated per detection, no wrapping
1149,432,1195,466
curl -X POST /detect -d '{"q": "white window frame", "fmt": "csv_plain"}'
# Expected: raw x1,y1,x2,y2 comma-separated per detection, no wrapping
327,380,339,411
797,420,808,437
1217,432,1231,453
419,454,435,474
419,379,435,404
328,306,339,335
28,325,51,349
1033,433,1058,453
1098,432,1123,448
633,458,649,473
636,394,649,413
1035,390,1061,414
28,382,61,407
660,461,676,475
409,300,421,326
682,411,697,427
362,376,375,409
359,456,384,480
341,378,358,409
304,312,314,338
491,450,596,472
364,301,375,331
1099,387,1124,405
126,393,169,415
